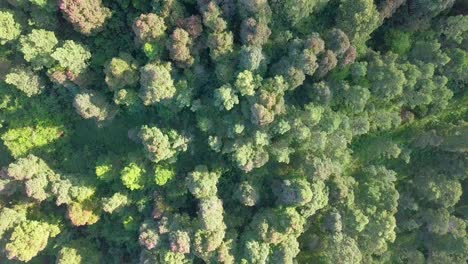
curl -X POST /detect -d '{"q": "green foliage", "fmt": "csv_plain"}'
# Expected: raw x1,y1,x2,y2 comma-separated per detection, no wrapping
132,13,166,45
114,89,141,111
5,220,60,262
308,234,363,264
5,67,45,97
0,1,467,263
213,84,239,111
438,15,468,45
336,0,381,49
186,165,220,199
66,201,100,226
1,125,63,158
56,239,101,264
0,9,21,45
102,192,129,213
142,42,163,60
154,165,175,186
168,28,194,68
121,162,145,190
51,40,91,75
19,29,58,68
0,207,26,238
271,0,329,26
73,91,116,123
59,0,112,36
139,62,175,105
138,125,188,163
367,52,405,100
274,178,313,206
235,181,260,207
95,156,117,182
52,175,96,206
384,29,413,55
235,70,262,97
104,53,139,91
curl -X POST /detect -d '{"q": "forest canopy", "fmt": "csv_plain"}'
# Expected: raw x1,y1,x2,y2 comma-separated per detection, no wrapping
0,0,467,263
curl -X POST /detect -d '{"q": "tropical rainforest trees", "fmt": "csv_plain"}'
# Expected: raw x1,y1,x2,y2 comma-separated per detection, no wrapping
0,0,466,263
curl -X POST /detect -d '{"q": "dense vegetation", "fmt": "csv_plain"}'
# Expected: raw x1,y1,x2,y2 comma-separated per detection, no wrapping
0,0,467,263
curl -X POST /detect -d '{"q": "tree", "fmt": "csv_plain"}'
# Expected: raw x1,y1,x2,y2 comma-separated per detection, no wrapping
177,15,203,39
302,234,362,264
324,28,351,56
5,67,45,97
121,162,145,190
59,0,112,35
19,29,58,68
240,18,271,46
274,178,313,206
51,175,96,206
384,29,412,55
0,10,21,45
151,0,185,25
241,240,270,264
207,31,234,61
237,0,272,21
169,230,191,254
56,239,101,264
138,125,188,163
442,48,468,87
415,173,462,208
248,76,287,126
404,0,455,24
51,40,91,75
73,91,116,122
102,192,129,213
378,0,406,19
195,214,226,256
305,33,325,55
341,85,371,113
213,84,239,111
104,53,139,91
270,0,329,26
299,180,329,218
232,141,269,172
269,238,300,264
5,220,60,262
168,28,194,68
95,155,118,182
113,88,141,111
1,0,467,262
235,70,262,97
154,165,175,186
66,201,100,226
316,50,338,78
139,62,176,105
139,221,160,250
186,165,220,199
239,46,265,71
160,251,191,264
133,13,167,45
354,166,399,255
409,40,450,67
241,207,305,263
200,1,227,32
235,181,260,206
336,0,381,49
367,52,406,101
0,207,26,238
4,154,58,201
438,15,468,45
1,124,64,158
